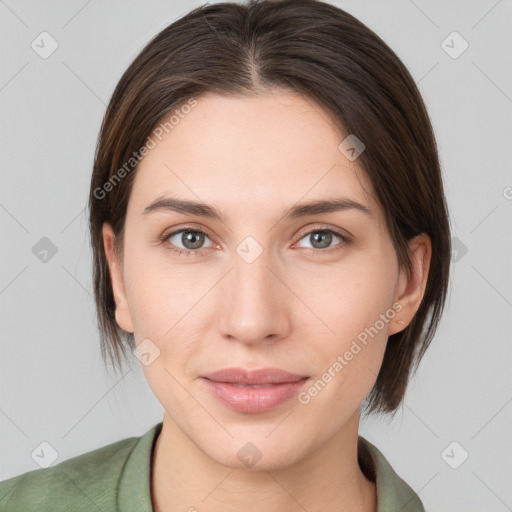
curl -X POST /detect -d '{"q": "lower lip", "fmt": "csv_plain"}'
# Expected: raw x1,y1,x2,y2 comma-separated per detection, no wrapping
201,378,309,414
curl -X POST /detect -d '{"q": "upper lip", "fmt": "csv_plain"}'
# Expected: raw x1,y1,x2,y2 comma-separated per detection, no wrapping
201,367,308,385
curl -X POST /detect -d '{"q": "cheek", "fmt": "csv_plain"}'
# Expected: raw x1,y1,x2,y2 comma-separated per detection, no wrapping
123,242,193,335
123,247,219,374
301,252,398,342
296,253,397,399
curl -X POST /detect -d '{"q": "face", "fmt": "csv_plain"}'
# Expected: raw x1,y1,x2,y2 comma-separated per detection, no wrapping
103,90,428,470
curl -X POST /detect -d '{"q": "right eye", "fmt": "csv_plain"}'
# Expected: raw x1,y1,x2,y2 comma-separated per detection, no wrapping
160,227,216,257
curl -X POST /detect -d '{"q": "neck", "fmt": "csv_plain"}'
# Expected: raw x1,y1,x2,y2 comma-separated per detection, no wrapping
150,411,377,512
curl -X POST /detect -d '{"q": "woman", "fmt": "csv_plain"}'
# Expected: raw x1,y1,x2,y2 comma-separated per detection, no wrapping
0,0,450,510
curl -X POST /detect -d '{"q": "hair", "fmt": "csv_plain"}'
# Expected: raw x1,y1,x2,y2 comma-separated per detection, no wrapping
88,0,451,416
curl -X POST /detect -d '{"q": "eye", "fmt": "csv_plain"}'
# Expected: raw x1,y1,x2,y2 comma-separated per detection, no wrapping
294,226,350,254
161,227,216,257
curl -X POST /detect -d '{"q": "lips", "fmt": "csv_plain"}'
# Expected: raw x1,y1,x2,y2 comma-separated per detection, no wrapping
200,367,309,413
201,367,307,385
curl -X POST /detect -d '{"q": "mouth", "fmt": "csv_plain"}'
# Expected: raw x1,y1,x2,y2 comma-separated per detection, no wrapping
200,367,309,413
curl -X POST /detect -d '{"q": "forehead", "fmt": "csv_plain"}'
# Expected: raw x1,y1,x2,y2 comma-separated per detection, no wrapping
129,90,378,220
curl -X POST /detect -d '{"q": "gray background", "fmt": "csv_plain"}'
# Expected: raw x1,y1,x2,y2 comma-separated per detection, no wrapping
1,0,511,510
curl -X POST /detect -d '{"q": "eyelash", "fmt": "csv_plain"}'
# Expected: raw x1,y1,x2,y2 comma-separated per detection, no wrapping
159,224,351,258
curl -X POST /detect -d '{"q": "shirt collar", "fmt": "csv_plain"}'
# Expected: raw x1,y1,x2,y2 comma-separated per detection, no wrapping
118,421,162,512
358,435,426,511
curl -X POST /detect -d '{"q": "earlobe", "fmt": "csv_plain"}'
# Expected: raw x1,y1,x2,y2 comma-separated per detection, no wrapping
102,222,135,333
389,233,431,335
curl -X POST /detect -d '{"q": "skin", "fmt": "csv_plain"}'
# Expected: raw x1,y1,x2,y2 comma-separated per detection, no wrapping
103,89,431,512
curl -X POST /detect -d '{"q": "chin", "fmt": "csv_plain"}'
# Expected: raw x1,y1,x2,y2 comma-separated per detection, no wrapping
200,432,314,472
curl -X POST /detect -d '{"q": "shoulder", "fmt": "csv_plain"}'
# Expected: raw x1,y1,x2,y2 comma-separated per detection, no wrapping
0,429,148,512
358,435,426,512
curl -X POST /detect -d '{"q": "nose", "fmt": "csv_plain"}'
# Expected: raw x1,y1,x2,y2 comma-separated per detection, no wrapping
217,244,291,347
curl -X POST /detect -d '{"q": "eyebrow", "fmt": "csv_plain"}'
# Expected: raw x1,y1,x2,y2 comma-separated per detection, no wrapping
141,196,372,221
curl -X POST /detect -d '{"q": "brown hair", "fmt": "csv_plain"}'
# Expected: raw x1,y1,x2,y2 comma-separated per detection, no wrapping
88,0,451,415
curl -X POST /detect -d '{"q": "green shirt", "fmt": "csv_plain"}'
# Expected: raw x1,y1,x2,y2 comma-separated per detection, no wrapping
0,422,425,511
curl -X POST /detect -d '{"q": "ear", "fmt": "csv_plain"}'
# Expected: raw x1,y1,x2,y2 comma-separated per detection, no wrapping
388,233,431,336
102,222,134,333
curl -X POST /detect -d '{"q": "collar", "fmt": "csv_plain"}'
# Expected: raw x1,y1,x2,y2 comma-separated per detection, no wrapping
358,435,425,511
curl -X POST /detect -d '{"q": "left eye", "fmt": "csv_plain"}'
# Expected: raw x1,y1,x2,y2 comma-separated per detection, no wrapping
295,229,348,250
